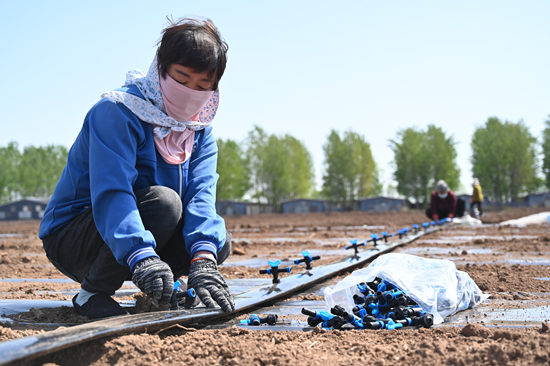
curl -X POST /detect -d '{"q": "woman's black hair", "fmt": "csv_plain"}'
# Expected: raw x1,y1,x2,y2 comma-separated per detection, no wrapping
157,17,228,90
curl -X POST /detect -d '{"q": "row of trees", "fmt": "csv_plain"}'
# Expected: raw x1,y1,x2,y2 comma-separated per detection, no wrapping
471,117,539,203
0,142,68,203
390,125,460,206
219,117,549,207
216,126,381,209
390,116,549,205
1,116,549,207
322,131,381,208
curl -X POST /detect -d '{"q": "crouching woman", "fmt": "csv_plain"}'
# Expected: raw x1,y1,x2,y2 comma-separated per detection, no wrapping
39,17,234,318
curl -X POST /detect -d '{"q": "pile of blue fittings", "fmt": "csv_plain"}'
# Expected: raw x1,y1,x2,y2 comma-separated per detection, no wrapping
303,277,433,330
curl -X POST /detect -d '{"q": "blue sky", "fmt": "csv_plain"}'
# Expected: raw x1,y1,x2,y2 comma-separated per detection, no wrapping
1,1,549,194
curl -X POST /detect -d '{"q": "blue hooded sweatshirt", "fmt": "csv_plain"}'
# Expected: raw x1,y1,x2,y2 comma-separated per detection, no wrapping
39,85,226,270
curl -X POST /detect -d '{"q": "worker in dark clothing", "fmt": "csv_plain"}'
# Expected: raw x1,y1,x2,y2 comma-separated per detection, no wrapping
426,180,465,220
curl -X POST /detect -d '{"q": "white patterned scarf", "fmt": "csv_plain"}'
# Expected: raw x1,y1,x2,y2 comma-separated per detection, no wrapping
101,57,219,155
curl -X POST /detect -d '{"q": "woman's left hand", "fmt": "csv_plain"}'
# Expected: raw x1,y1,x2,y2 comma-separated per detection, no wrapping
187,257,235,312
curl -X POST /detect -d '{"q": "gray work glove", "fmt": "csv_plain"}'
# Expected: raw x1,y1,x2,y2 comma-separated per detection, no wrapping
188,257,235,312
132,256,174,307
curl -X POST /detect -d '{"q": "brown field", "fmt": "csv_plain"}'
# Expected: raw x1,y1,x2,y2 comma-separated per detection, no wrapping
1,206,549,365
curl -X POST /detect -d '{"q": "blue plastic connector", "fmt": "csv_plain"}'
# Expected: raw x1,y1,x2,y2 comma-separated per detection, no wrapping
352,304,369,318
370,233,380,246
268,260,280,268
173,280,196,299
384,318,403,330
240,313,261,325
302,308,345,329
294,250,320,270
240,313,278,326
345,239,366,255
259,260,291,284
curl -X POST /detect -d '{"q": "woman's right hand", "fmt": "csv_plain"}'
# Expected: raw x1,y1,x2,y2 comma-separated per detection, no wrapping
131,256,174,307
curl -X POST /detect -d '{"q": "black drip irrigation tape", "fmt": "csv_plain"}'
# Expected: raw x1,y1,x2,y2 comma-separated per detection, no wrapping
0,219,452,365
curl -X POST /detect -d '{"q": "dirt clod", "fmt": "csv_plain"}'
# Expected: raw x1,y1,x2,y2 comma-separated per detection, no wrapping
460,323,491,338
232,247,246,255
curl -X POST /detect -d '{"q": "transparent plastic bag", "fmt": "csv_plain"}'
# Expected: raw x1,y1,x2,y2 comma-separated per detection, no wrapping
323,253,489,324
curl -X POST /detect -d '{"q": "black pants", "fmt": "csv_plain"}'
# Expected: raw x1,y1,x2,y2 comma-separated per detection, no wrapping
42,186,231,296
425,198,466,219
471,201,483,217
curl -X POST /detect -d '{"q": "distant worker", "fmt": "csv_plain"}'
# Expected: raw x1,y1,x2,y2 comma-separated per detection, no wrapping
426,180,465,220
470,178,483,218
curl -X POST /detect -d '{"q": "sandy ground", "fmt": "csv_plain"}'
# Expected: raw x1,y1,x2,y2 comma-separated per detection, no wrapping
16,324,550,366
1,206,550,365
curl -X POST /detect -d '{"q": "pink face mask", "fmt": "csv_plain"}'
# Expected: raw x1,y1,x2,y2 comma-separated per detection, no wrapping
159,74,214,121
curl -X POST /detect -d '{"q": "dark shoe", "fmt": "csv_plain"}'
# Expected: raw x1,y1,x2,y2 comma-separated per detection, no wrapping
72,293,128,318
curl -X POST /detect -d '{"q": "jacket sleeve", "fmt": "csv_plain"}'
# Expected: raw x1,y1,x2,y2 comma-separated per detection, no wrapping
88,100,158,270
181,127,226,259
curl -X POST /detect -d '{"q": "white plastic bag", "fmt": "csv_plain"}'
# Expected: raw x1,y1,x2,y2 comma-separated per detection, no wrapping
499,211,550,227
323,253,488,324
452,214,482,226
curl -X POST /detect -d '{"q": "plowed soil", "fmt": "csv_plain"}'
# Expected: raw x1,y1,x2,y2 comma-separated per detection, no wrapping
1,206,549,365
